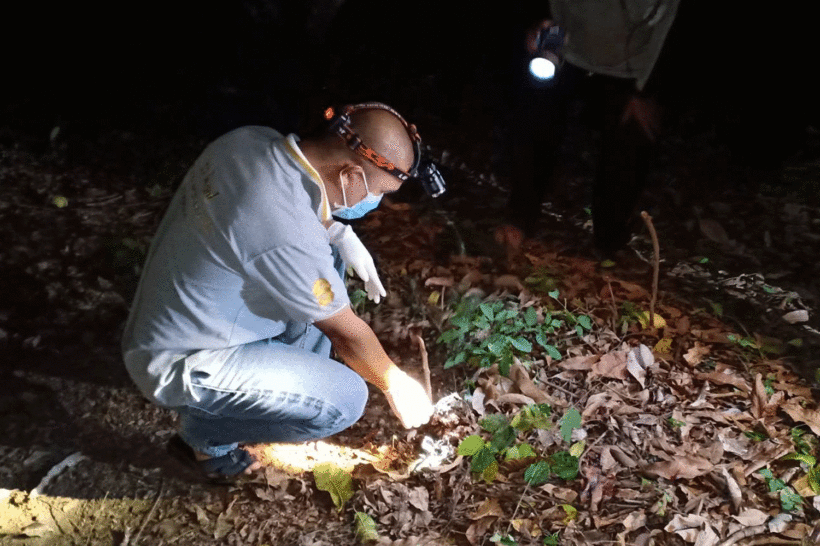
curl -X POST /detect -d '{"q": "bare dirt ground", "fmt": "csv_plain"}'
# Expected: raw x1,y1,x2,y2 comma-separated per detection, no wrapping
2,97,820,546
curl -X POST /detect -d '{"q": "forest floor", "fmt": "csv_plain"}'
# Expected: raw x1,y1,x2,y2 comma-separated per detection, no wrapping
2,99,820,546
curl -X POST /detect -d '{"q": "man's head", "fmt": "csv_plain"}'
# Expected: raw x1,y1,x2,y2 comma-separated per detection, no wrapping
300,104,420,219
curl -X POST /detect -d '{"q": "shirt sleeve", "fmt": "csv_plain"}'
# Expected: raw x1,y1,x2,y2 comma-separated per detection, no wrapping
243,242,350,324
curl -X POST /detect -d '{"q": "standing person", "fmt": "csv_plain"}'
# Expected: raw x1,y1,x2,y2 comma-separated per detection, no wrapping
121,103,445,480
494,0,680,258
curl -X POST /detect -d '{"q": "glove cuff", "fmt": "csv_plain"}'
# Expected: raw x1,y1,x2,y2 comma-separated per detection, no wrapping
326,221,352,244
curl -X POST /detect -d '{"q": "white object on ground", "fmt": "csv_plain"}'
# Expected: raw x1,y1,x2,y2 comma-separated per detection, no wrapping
30,452,86,498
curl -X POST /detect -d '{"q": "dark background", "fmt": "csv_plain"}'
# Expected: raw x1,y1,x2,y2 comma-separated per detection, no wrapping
3,1,817,166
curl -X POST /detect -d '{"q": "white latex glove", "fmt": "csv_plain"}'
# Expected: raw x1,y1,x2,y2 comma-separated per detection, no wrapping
327,222,386,303
383,368,434,429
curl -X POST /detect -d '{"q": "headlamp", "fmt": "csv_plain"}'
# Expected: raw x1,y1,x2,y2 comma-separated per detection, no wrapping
528,26,564,82
324,103,446,198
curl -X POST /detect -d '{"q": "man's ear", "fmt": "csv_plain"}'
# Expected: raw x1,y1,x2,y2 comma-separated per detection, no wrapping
340,164,366,192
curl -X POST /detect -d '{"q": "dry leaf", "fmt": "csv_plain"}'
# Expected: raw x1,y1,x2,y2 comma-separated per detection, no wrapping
540,484,579,503
600,447,619,474
654,337,673,355
511,518,541,538
424,276,454,287
559,354,599,371
496,393,536,406
622,511,647,532
626,345,652,388
665,514,718,545
644,455,713,480
683,342,710,367
469,498,504,520
781,398,820,435
699,218,731,245
591,351,628,380
695,370,751,393
732,508,768,526
510,362,553,404
751,373,768,419
721,467,743,512
408,487,429,512
465,517,495,546
493,274,524,291
782,310,809,323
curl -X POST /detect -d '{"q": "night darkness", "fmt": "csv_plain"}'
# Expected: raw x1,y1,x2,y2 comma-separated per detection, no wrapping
4,1,817,157
3,2,820,542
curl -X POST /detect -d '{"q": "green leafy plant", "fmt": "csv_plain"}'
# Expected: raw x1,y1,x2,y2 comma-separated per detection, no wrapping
353,512,379,543
438,296,567,375
559,407,582,444
543,531,561,545
781,431,820,495
744,430,768,442
668,417,686,429
524,267,559,295
489,533,518,546
790,427,818,456
759,468,804,511
727,333,780,358
457,406,580,484
313,463,354,512
348,288,369,314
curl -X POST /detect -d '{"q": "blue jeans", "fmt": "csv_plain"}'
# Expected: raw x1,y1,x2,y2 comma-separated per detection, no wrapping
174,249,368,458
176,326,368,457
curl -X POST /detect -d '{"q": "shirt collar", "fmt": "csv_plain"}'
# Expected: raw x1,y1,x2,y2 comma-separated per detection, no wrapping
282,134,331,222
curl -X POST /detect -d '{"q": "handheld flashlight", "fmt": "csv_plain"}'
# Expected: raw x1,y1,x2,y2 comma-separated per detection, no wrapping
528,26,564,82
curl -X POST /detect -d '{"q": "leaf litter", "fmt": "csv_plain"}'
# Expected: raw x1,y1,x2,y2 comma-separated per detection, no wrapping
2,130,820,545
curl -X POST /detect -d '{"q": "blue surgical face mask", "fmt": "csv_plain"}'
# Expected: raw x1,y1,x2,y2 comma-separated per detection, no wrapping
331,169,383,220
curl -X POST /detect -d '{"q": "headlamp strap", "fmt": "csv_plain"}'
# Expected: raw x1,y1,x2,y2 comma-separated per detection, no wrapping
324,103,422,179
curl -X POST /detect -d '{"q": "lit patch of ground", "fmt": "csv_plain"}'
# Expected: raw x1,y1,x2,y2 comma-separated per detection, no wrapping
246,441,388,474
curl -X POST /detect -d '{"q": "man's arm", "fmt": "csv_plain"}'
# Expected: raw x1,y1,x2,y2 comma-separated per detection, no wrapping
314,306,396,390
314,306,433,428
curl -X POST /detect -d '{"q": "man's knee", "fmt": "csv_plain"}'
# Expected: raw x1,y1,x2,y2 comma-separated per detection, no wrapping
331,372,368,430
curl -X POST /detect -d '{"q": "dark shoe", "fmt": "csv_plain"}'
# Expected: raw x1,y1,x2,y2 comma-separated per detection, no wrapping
167,434,254,484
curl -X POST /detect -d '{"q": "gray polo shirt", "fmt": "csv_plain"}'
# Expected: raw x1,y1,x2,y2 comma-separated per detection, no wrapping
121,127,349,406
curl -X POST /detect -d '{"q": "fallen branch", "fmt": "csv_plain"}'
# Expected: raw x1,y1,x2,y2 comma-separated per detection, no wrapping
85,490,110,546
129,479,164,546
640,211,660,330
409,330,433,401
716,524,767,546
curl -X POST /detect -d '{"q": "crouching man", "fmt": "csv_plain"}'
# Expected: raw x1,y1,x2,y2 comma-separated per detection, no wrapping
121,103,445,480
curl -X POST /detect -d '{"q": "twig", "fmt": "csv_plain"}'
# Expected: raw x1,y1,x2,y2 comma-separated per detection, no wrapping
85,490,110,546
716,524,768,546
640,211,660,330
506,482,531,536
577,431,608,468
541,379,577,400
409,330,433,401
130,479,164,546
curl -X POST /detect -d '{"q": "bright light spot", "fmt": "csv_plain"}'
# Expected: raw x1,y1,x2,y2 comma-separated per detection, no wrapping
250,440,396,474
529,57,556,80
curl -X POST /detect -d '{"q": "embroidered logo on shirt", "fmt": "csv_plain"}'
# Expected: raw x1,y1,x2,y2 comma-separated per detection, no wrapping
312,278,334,307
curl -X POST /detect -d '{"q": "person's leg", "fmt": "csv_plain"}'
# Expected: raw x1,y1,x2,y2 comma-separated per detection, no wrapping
176,335,368,457
501,63,580,240
176,247,364,459
593,78,656,255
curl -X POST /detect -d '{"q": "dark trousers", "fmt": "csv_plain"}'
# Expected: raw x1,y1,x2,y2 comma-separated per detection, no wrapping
502,62,656,254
